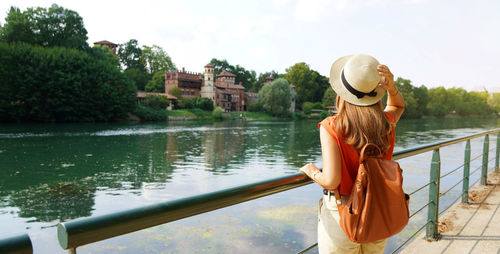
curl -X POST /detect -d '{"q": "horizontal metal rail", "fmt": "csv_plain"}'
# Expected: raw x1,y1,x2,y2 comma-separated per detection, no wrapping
56,128,500,252
0,233,33,254
392,129,500,160
58,173,312,250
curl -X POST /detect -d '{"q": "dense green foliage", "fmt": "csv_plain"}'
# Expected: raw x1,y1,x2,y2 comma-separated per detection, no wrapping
212,107,224,120
255,71,281,91
118,39,143,71
145,71,166,93
258,78,292,117
1,4,88,50
141,95,170,109
247,103,263,112
488,93,500,113
141,45,176,75
302,101,323,114
133,105,167,121
284,62,329,108
176,97,214,111
168,87,182,98
322,87,337,107
123,68,148,91
0,43,137,122
393,78,494,118
118,40,175,91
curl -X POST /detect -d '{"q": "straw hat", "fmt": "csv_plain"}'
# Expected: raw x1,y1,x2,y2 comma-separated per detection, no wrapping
330,54,385,106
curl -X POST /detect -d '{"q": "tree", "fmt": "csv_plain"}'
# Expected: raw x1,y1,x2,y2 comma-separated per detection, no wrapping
427,87,452,117
124,68,148,91
142,95,170,109
255,71,280,91
1,5,88,50
322,87,337,107
1,7,34,44
89,45,119,68
394,77,420,118
258,78,292,117
145,70,165,93
413,85,429,116
118,39,143,71
284,62,328,107
488,93,500,113
209,58,256,91
141,45,176,75
0,42,136,122
168,87,182,98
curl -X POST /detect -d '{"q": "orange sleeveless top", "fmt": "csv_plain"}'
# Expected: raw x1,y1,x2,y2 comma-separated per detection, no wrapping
318,111,396,196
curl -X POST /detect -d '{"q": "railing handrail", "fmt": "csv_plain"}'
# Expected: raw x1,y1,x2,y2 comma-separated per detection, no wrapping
392,128,500,160
57,128,500,251
0,233,33,254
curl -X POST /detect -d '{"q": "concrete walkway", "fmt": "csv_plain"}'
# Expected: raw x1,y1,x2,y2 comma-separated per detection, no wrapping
401,172,500,254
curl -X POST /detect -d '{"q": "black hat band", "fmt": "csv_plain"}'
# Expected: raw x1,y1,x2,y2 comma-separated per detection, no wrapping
341,69,377,99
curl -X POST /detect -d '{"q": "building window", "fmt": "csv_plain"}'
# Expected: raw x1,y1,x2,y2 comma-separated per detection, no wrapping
223,103,225,107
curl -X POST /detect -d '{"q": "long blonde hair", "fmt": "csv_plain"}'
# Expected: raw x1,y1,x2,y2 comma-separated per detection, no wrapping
335,96,393,154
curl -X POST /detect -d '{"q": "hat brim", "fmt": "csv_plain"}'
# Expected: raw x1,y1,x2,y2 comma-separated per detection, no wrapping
330,55,385,106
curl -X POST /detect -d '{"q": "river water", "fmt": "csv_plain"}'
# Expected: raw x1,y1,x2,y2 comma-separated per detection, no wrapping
0,116,499,253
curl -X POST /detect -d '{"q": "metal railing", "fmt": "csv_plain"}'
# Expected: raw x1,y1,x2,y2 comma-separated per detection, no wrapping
3,129,500,253
0,233,33,254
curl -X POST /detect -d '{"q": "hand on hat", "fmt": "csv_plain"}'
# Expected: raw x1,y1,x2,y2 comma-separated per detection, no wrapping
377,65,397,94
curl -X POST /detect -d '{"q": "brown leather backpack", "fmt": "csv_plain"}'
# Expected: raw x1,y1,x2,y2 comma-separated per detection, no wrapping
334,143,410,243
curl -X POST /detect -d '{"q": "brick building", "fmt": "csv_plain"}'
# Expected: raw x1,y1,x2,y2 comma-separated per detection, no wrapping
164,65,249,112
164,68,203,98
93,40,118,55
214,70,246,112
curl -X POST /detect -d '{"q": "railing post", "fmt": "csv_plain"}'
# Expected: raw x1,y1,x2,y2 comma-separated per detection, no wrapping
481,134,489,185
462,140,471,204
496,133,499,173
426,148,441,241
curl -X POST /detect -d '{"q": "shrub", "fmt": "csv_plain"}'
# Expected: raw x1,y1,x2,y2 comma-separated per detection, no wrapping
133,105,167,121
176,97,213,111
247,103,263,112
313,102,324,109
189,108,205,116
212,107,224,120
168,87,182,98
320,110,329,119
294,111,306,120
302,102,314,114
142,95,170,109
0,42,137,122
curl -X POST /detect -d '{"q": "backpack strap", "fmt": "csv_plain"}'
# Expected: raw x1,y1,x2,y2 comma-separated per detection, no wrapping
333,188,343,205
359,143,382,162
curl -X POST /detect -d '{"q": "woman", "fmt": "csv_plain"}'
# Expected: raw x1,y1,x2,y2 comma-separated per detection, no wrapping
300,54,405,254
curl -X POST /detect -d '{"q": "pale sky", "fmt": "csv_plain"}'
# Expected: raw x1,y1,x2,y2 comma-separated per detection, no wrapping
1,0,500,91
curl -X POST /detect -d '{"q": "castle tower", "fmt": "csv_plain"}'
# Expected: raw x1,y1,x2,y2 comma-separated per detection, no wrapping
201,63,216,103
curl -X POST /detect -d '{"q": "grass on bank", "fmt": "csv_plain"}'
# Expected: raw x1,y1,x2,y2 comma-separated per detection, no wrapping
133,106,328,122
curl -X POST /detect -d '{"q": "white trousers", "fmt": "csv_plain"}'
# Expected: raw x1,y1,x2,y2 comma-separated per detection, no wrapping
317,196,386,254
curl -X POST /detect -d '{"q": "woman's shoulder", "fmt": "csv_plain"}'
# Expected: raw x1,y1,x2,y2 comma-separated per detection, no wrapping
318,115,339,138
319,115,337,128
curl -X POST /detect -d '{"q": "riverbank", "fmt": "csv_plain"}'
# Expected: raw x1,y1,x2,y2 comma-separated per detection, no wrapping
131,108,327,122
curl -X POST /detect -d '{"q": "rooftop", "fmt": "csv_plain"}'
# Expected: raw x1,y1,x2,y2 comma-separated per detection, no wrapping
93,40,117,46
